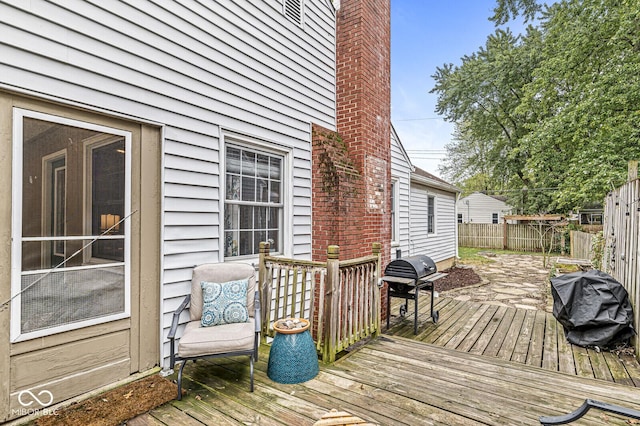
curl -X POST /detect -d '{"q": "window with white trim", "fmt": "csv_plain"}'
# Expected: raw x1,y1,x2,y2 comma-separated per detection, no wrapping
391,180,399,244
224,144,284,258
11,109,131,342
427,195,435,234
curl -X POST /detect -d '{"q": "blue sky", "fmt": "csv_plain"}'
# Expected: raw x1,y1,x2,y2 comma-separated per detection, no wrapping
391,1,524,178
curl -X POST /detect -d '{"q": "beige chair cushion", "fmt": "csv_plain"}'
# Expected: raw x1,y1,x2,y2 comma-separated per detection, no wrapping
190,263,257,322
178,319,256,358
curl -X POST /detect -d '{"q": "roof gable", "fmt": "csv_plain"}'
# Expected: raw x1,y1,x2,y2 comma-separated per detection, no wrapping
459,192,512,208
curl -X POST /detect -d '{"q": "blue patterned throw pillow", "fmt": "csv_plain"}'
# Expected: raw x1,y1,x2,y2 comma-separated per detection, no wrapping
200,279,249,327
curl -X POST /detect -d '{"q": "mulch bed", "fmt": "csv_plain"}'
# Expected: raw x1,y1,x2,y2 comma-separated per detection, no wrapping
436,266,482,292
35,374,177,426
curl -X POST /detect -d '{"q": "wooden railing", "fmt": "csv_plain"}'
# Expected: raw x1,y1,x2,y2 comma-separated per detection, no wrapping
258,242,382,363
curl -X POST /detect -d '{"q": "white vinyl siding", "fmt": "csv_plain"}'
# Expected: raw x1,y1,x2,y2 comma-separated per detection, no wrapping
409,185,457,264
457,192,513,224
390,125,458,264
284,0,304,26
390,126,412,258
0,0,336,367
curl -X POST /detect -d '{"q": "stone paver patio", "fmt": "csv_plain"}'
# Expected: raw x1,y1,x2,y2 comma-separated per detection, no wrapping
440,253,552,311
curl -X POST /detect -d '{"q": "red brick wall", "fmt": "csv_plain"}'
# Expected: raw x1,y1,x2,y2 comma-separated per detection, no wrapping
311,0,392,319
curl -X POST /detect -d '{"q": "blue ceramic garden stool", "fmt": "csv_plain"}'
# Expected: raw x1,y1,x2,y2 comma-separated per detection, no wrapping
267,319,319,384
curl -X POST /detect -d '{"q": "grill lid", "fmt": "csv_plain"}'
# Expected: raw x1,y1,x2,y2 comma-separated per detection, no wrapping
384,255,437,280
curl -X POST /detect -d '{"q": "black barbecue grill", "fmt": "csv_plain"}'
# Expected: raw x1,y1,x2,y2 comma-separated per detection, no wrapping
382,254,443,334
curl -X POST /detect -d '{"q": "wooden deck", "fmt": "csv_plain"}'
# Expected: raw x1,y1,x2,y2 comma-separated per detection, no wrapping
130,297,640,425
133,335,640,425
387,297,640,387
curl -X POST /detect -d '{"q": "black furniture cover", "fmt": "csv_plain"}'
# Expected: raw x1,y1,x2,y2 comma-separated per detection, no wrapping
551,269,636,348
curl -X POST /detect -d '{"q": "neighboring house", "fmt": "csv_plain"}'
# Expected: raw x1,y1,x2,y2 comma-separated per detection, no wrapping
390,126,460,270
575,208,604,225
457,192,513,224
0,1,337,422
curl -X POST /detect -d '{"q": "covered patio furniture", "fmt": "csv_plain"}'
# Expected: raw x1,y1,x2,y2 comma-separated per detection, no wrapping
551,269,635,348
168,263,260,400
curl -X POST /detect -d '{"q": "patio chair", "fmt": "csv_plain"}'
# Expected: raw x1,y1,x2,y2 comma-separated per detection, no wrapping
168,262,261,400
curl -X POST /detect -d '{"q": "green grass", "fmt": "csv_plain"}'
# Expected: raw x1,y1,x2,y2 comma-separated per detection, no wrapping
457,247,543,265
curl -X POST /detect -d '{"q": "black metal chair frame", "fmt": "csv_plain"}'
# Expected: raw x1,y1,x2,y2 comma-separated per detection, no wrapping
167,291,261,400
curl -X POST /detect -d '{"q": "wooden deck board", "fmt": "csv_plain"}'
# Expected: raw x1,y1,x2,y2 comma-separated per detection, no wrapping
172,398,243,426
147,297,639,425
588,348,614,383
469,305,508,355
557,322,577,375
157,332,640,426
416,299,470,343
403,296,458,339
620,354,640,387
385,295,448,338
438,303,490,348
455,304,499,352
526,310,547,367
496,308,526,361
603,351,636,387
573,344,595,379
482,306,516,357
150,404,210,426
352,339,617,425
388,297,638,387
126,413,169,426
511,309,536,364
542,312,559,371
335,351,544,425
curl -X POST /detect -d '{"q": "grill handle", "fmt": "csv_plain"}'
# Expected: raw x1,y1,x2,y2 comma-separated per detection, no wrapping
422,261,435,272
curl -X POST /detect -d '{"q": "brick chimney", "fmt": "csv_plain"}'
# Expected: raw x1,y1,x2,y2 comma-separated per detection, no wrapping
311,0,391,268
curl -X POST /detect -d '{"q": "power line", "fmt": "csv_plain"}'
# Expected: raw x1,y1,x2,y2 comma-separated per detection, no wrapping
394,117,445,122
479,188,560,194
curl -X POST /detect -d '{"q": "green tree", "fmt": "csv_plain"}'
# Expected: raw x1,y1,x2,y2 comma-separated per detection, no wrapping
432,27,543,209
519,0,640,211
434,0,640,212
491,0,542,24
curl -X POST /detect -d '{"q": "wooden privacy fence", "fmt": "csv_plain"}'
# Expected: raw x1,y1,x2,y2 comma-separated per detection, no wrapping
570,230,595,260
603,175,640,357
458,223,562,252
258,242,382,363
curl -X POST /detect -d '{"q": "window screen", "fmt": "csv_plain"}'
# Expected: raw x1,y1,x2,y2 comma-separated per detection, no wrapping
225,145,283,257
12,111,130,340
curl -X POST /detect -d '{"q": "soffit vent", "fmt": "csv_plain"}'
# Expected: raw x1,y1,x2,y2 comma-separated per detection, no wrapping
284,0,303,25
